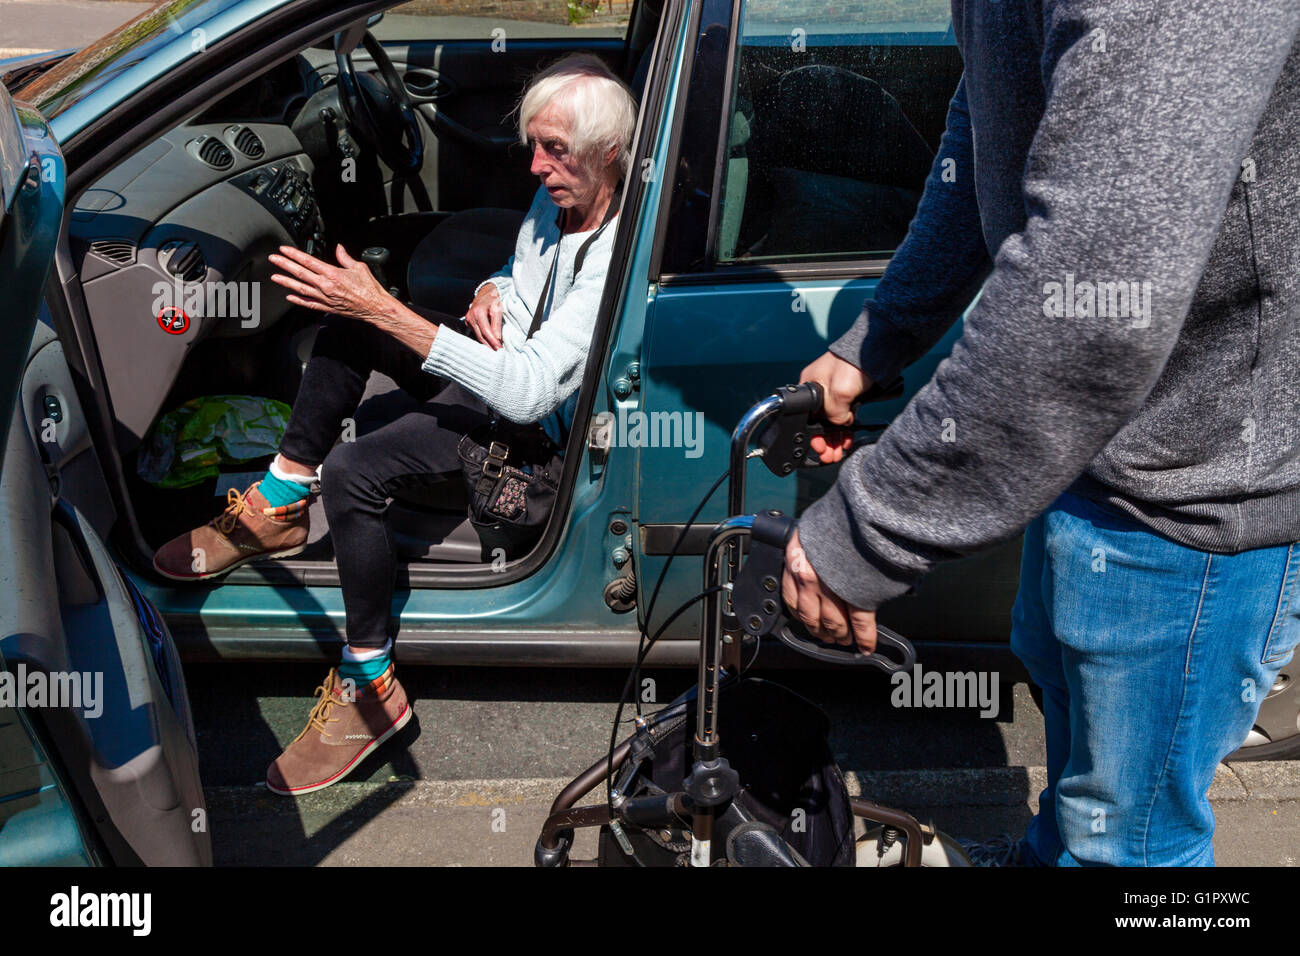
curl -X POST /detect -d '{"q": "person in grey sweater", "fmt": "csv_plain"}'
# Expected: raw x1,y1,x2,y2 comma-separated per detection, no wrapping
788,0,1300,865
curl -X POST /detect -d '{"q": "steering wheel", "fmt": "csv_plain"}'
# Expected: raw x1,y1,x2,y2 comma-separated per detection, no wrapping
334,29,424,177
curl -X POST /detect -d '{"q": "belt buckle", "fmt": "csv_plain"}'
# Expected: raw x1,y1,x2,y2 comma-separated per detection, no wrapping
483,440,509,481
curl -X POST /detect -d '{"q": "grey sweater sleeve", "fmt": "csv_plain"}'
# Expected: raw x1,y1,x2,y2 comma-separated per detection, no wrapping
829,75,992,385
799,0,1300,612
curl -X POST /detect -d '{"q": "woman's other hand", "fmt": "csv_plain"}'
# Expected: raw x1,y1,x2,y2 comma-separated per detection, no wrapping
465,283,504,350
269,244,393,323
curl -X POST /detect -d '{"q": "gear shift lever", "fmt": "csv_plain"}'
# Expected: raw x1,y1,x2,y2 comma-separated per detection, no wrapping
361,246,399,296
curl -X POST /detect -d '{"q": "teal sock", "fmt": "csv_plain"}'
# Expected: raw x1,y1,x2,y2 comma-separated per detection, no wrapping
338,653,391,685
258,468,312,509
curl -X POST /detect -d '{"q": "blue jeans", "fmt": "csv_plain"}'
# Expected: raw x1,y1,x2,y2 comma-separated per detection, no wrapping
1011,490,1300,866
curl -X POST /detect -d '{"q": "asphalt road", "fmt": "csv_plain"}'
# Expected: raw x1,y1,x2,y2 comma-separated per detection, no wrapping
186,662,1300,867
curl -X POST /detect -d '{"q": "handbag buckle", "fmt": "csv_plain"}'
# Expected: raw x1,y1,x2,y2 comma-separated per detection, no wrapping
483,440,509,480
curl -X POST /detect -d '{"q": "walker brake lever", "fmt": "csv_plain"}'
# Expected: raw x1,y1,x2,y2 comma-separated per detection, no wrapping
757,377,905,476
731,511,916,674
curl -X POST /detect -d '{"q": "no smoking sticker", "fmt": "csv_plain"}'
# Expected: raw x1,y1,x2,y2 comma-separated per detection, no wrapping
157,306,190,335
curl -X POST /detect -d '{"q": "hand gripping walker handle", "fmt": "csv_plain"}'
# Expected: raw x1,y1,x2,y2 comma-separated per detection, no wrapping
756,378,906,476
732,512,916,674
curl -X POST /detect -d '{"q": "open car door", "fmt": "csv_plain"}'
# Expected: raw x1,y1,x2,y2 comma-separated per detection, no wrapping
0,81,210,865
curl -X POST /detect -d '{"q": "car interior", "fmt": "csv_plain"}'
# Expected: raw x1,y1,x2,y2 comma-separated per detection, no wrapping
63,1,663,573
62,0,960,579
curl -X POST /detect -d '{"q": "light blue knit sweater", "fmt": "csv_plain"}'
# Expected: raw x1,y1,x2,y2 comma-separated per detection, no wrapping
420,185,616,444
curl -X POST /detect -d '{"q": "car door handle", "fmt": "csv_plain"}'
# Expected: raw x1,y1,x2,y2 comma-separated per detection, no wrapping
415,102,514,151
402,67,452,100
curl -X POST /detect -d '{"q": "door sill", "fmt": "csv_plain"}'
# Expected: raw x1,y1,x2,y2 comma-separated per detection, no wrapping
168,623,678,666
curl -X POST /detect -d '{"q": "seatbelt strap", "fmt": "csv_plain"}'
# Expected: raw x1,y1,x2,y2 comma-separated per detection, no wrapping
526,188,621,339
524,186,621,446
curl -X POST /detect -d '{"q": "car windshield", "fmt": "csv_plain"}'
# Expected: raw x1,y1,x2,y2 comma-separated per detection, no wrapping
15,0,264,121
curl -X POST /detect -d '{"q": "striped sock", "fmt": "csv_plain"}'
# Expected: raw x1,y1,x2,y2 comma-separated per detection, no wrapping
257,457,317,511
338,641,392,691
258,470,311,509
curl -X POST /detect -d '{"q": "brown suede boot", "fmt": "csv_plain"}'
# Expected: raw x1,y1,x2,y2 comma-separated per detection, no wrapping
265,665,412,796
152,481,309,581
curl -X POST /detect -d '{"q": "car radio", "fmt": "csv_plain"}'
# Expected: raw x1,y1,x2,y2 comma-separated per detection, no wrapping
234,157,325,252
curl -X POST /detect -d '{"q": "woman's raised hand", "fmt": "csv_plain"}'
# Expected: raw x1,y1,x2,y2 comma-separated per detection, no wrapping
269,244,393,323
465,283,505,351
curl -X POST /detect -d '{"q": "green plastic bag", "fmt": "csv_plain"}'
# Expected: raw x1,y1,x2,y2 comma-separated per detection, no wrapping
137,395,292,489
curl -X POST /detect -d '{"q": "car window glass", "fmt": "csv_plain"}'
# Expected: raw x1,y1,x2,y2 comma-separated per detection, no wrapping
0,91,25,211
16,0,263,121
715,0,958,265
381,1,632,41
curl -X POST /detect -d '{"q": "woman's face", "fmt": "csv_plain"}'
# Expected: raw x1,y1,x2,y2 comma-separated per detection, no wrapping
525,101,605,209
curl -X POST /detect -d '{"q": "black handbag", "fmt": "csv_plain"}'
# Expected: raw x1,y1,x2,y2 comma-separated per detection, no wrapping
457,419,564,560
457,196,617,560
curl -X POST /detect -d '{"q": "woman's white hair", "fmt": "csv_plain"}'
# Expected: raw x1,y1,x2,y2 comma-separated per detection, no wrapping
517,53,638,179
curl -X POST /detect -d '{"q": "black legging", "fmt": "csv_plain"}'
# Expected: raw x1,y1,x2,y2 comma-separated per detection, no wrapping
278,309,490,649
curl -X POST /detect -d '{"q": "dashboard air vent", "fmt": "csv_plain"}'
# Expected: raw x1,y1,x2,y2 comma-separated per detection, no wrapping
193,136,233,170
159,240,207,283
230,126,265,159
89,239,136,266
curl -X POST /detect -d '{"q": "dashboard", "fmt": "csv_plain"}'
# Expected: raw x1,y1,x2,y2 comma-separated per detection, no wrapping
69,101,327,445
192,54,323,126
66,49,407,449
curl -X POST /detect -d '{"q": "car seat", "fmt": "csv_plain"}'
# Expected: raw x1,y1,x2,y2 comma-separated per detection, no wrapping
404,41,657,316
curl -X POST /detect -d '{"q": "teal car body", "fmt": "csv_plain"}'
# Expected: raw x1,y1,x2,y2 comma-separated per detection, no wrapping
2,0,1293,866
13,0,1013,666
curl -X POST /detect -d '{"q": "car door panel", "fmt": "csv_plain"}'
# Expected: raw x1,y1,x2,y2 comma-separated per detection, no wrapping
637,279,1021,647
19,325,116,539
632,1,1018,649
2,322,211,866
0,86,210,865
0,96,62,476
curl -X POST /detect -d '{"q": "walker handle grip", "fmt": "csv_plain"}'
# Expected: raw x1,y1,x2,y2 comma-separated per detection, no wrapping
734,512,916,674
757,378,905,475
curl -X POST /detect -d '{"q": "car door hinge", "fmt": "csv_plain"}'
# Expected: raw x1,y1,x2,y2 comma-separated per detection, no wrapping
611,361,640,399
588,411,614,464
604,562,637,614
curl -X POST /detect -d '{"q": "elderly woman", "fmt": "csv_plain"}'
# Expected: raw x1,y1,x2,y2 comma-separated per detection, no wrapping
152,54,637,795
